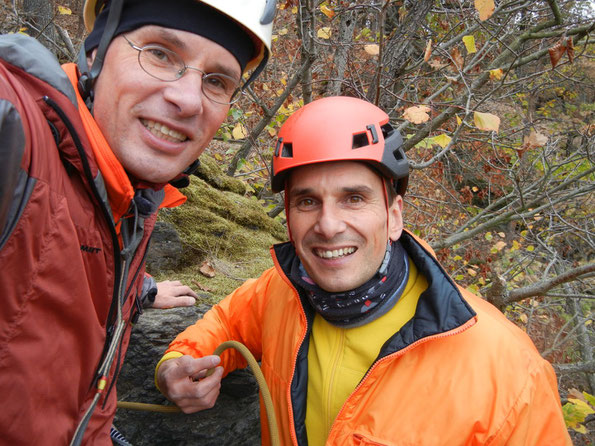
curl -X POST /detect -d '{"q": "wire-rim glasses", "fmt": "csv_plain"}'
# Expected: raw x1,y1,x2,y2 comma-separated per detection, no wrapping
123,35,241,105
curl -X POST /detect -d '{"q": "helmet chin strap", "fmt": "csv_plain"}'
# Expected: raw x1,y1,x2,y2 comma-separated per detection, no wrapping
382,177,392,244
77,0,124,107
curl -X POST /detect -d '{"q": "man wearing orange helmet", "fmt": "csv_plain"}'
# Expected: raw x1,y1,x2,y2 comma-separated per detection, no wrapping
157,96,571,445
0,0,274,444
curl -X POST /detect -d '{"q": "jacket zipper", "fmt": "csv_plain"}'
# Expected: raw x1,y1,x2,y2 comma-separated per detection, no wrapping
43,96,127,445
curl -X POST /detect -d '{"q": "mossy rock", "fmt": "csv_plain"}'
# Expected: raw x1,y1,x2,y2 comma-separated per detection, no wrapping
155,177,288,302
194,154,247,195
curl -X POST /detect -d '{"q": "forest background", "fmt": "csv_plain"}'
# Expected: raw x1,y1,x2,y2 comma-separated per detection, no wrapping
1,0,594,441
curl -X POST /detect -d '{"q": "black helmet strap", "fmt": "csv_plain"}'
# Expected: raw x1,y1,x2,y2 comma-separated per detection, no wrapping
77,0,124,106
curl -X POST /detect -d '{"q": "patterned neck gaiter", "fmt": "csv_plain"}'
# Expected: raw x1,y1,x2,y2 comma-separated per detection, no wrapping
290,240,409,328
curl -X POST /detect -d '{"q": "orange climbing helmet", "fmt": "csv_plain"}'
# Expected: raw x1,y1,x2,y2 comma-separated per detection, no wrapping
271,96,409,196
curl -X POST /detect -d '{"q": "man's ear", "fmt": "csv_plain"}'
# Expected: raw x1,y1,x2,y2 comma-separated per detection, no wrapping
388,195,404,242
86,48,98,69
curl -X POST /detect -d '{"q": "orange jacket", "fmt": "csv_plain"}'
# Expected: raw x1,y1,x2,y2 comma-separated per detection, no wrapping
167,231,571,445
0,35,183,444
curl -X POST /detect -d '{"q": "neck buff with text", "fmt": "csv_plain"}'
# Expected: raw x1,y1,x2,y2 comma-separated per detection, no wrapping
290,240,408,328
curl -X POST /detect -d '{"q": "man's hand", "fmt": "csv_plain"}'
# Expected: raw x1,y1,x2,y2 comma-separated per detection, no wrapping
157,355,224,413
153,280,198,309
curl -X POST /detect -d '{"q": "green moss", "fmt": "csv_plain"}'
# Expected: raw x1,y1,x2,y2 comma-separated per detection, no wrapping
194,154,247,195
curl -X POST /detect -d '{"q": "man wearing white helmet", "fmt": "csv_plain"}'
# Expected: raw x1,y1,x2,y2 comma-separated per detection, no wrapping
0,0,274,444
156,96,570,445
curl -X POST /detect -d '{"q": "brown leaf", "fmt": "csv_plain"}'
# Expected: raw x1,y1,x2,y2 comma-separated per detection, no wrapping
428,59,448,70
192,280,213,292
548,41,567,69
523,129,548,150
364,44,380,56
199,261,216,278
424,39,432,62
451,47,464,70
566,37,574,63
403,105,431,124
568,388,587,402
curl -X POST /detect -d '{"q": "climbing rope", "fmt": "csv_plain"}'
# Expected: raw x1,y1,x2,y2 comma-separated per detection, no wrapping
117,340,280,446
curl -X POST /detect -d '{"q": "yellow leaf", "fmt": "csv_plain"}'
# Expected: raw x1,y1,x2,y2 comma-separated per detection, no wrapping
471,186,479,192
320,4,335,18
57,5,72,15
292,6,298,13
267,128,277,137
433,133,452,148
475,0,495,21
474,111,500,132
463,35,477,54
317,27,332,39
278,28,289,36
364,44,379,56
424,39,432,62
214,153,223,161
403,105,431,124
467,268,477,277
232,124,247,140
519,313,528,323
456,115,462,126
490,68,504,81
568,398,595,416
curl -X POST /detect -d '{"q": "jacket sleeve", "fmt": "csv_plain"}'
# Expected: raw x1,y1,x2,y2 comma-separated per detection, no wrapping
494,357,572,445
164,268,276,375
0,74,26,243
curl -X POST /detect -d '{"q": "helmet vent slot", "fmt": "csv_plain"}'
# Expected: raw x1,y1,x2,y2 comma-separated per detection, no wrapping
352,132,369,149
281,142,293,158
381,123,394,138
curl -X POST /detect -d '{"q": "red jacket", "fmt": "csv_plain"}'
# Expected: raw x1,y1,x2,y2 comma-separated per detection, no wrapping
167,232,571,445
0,35,182,444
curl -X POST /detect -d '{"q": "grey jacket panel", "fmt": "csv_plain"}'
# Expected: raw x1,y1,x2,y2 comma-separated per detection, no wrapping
0,98,28,247
0,34,77,106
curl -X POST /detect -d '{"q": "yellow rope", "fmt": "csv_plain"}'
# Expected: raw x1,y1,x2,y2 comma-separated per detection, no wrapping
117,341,280,446
209,341,280,446
116,401,181,413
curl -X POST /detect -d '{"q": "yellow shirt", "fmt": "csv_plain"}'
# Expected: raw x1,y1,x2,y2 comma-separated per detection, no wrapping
305,257,428,445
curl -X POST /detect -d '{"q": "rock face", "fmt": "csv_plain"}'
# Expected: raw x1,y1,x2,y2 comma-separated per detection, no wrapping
114,306,261,445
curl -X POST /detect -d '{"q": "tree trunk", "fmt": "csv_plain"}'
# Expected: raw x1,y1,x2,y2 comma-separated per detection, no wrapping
23,0,56,53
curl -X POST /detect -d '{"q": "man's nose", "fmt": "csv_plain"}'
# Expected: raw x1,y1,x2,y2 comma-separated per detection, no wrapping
314,203,347,239
163,70,206,116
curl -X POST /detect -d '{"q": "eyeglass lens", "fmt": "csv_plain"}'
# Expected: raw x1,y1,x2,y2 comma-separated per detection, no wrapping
137,45,239,104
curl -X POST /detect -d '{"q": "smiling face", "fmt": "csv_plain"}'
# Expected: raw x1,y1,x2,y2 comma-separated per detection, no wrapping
89,25,241,184
287,161,403,293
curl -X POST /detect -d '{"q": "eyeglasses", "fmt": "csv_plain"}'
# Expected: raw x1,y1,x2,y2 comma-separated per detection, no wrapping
123,35,242,105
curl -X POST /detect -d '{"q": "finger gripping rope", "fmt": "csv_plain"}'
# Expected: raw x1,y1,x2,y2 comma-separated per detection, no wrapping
116,341,280,446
